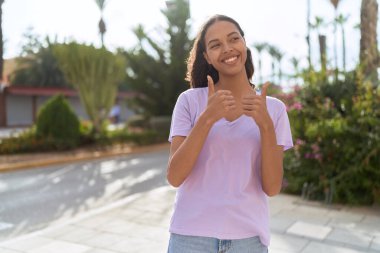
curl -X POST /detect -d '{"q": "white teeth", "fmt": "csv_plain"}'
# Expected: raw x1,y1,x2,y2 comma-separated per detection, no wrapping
224,56,237,63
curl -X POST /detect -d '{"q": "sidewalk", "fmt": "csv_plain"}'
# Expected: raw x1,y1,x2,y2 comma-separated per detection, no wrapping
0,186,379,253
0,147,380,252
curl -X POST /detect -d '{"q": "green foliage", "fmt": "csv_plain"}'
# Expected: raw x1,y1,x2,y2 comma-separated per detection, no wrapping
282,70,380,205
0,126,163,154
120,0,192,116
97,129,163,146
36,95,80,148
52,42,126,135
10,35,70,87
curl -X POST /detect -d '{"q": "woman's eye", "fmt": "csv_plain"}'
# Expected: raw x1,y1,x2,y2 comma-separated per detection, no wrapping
232,37,240,41
211,44,220,49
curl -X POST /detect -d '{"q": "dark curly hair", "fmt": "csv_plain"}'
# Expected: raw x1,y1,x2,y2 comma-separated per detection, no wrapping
186,14,254,88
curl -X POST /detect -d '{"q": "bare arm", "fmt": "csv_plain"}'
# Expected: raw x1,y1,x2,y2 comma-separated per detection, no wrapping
167,111,214,187
167,76,236,187
259,122,284,196
242,82,284,196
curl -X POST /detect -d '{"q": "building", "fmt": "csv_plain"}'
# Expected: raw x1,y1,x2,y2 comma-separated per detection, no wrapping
0,85,135,127
0,59,135,127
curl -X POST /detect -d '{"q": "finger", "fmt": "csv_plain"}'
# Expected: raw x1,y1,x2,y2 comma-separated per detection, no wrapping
207,75,215,97
242,94,257,101
223,100,236,107
261,82,270,97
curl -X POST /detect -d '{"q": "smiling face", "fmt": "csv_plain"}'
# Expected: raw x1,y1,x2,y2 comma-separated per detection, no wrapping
203,20,248,79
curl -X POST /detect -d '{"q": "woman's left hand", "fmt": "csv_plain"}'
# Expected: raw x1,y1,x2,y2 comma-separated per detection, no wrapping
242,82,272,129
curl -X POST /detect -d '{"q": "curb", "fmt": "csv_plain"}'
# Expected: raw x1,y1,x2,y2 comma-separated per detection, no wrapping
0,142,170,173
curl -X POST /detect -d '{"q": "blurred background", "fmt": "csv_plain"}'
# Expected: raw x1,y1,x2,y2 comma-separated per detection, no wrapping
0,0,379,205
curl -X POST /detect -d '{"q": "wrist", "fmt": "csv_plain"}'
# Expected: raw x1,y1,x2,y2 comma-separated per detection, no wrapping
199,110,216,127
259,120,274,133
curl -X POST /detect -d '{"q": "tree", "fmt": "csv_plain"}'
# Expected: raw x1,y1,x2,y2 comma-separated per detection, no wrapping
10,35,70,87
306,0,312,72
273,48,284,84
311,16,327,80
0,0,4,81
289,57,300,83
329,0,341,81
253,42,267,85
267,45,278,84
335,14,349,72
360,0,378,83
94,0,107,48
53,42,126,135
121,0,192,117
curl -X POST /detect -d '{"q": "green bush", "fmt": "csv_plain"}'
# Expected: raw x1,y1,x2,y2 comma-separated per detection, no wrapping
281,71,380,205
36,94,80,149
126,115,150,129
149,116,171,137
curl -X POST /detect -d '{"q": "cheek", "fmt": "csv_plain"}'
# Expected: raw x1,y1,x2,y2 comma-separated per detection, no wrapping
207,51,220,64
241,49,248,63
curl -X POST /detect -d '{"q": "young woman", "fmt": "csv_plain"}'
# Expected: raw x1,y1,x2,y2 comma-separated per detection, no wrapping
167,14,293,253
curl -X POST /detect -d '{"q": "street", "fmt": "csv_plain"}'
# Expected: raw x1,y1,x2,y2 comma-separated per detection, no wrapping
0,148,169,242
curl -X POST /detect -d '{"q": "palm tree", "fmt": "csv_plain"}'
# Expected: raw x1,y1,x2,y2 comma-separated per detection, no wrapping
0,0,4,82
253,42,267,84
0,0,4,127
360,0,378,83
335,14,349,72
94,0,107,48
311,16,327,78
329,0,341,81
53,43,126,135
267,45,278,84
273,49,284,84
290,57,300,83
306,0,312,71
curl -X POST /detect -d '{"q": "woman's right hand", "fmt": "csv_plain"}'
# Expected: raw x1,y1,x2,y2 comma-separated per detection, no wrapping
205,75,236,123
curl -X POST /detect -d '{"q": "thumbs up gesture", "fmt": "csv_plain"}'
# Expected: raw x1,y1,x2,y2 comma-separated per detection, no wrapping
242,82,272,128
206,75,236,123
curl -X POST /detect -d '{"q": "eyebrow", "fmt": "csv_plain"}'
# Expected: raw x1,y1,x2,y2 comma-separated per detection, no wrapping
207,32,240,46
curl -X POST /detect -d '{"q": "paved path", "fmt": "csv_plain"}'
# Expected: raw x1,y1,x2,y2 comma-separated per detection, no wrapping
0,184,379,253
0,141,379,253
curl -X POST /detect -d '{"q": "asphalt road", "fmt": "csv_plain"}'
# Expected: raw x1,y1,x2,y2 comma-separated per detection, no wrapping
0,148,170,242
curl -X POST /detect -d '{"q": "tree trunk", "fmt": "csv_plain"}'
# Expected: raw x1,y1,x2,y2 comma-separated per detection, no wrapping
360,0,378,83
319,35,327,82
341,26,346,72
306,0,312,71
0,0,4,82
333,9,339,82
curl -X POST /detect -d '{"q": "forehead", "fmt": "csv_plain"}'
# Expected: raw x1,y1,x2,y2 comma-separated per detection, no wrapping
204,20,240,42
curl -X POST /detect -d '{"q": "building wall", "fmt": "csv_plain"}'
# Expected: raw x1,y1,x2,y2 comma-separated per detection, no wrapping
5,95,134,127
6,95,33,126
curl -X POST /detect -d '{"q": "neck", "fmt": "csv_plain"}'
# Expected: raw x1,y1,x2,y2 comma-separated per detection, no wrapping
217,74,252,96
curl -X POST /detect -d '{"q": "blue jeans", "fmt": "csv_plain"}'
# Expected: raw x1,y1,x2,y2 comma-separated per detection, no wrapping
167,233,268,253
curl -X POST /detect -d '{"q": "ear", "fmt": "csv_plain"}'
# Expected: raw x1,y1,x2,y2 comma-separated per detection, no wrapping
203,52,211,64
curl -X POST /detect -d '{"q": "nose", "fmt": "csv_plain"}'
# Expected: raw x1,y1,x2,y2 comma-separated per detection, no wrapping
222,43,233,53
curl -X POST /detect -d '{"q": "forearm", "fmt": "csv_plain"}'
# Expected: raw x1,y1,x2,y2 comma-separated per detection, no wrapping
167,111,215,187
260,122,283,196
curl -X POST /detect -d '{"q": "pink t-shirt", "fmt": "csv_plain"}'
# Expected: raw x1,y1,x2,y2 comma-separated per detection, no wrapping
168,87,293,246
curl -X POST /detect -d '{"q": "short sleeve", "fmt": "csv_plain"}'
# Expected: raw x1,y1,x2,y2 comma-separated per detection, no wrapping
168,92,192,142
274,102,293,151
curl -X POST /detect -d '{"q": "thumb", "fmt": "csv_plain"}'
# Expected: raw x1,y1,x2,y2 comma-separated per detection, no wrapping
261,82,270,98
207,75,215,97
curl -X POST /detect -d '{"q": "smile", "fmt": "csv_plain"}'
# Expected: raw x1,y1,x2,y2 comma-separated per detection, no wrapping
222,56,239,64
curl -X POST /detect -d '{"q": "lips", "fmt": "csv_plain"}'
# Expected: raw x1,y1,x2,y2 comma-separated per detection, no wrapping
222,55,239,65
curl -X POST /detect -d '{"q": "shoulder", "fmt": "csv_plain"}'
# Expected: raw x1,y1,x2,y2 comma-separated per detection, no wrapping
181,87,208,97
175,87,207,108
177,87,207,103
266,96,287,113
